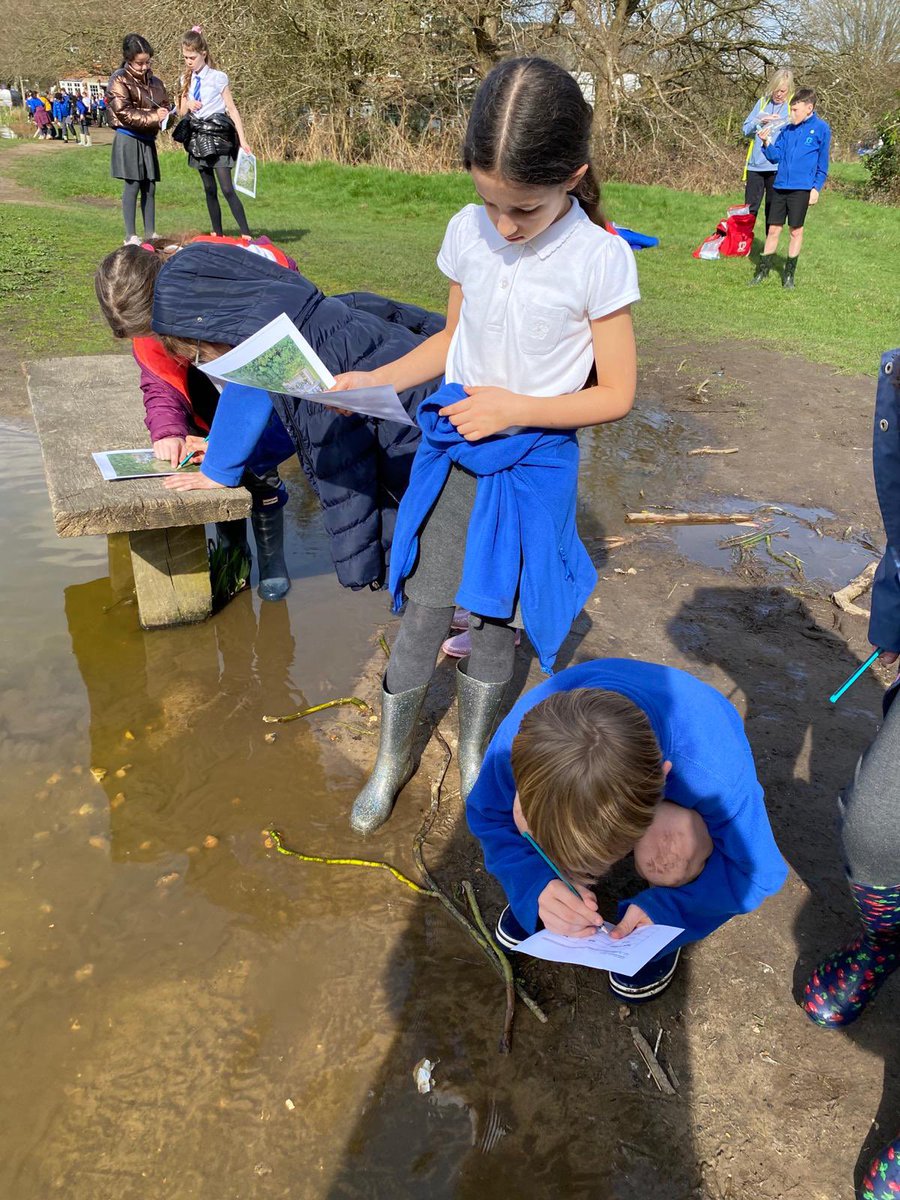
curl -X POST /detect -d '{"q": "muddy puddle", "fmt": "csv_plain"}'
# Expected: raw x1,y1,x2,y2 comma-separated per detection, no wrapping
669,500,876,588
579,408,878,589
0,400,872,1199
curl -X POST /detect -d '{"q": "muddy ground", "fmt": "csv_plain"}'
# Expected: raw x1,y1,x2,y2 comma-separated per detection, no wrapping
323,341,895,1200
0,186,896,1196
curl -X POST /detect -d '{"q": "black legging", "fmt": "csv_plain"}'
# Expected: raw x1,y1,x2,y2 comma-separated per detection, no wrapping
121,179,156,240
385,601,517,694
198,159,250,237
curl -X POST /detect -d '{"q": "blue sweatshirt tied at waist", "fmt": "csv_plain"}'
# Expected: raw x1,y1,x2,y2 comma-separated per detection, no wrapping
389,382,597,673
467,659,788,948
762,113,831,191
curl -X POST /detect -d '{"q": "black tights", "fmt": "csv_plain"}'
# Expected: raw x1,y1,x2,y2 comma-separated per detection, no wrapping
385,601,516,694
121,179,155,240
198,159,251,237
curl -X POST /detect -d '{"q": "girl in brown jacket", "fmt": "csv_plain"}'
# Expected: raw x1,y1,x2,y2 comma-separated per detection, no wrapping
106,34,171,245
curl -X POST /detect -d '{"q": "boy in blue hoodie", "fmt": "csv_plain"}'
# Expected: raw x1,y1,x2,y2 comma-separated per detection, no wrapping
751,88,831,289
467,659,787,1003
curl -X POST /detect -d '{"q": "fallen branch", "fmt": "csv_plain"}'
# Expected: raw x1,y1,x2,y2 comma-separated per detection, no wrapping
720,526,789,550
265,727,548,1049
687,447,739,457
626,510,755,526
463,880,516,1054
631,1026,676,1095
832,561,878,617
414,729,548,1027
262,697,370,724
265,829,432,895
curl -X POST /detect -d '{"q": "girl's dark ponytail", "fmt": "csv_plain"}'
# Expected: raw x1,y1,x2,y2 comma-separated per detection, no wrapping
572,164,607,229
463,57,607,228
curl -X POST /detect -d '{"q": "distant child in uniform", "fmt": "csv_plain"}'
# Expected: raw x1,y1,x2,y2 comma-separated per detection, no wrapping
468,659,787,1002
751,88,831,289
333,57,640,834
177,27,252,239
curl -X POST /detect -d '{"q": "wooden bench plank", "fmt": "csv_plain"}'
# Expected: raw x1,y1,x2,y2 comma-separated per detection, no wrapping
27,355,251,537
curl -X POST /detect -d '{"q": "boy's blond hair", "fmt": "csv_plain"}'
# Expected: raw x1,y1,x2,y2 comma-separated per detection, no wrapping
511,689,664,878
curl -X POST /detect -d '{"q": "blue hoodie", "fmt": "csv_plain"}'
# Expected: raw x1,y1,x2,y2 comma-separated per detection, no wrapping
389,382,597,673
762,113,831,191
467,659,787,949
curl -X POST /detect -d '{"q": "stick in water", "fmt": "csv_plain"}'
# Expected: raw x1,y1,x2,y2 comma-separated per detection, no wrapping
829,649,882,704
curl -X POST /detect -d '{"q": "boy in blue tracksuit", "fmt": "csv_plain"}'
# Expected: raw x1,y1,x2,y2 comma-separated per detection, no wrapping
751,88,831,289
467,659,787,1003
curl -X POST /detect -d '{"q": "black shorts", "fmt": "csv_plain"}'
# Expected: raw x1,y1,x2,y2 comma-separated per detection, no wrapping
769,188,811,228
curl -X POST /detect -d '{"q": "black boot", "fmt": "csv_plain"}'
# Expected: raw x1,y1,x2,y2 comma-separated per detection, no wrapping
251,507,290,601
211,519,252,606
750,253,773,285
782,256,798,289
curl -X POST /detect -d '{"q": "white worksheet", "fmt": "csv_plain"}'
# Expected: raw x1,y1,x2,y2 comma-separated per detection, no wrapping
515,923,683,977
199,312,414,426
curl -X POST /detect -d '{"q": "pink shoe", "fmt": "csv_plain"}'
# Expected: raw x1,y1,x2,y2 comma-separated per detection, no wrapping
441,628,521,659
451,607,469,631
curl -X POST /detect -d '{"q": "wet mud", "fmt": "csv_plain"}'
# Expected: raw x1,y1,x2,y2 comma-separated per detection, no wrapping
1,339,897,1200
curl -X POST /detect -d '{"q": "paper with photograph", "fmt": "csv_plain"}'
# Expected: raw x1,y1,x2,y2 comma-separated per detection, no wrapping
515,922,683,977
234,148,257,199
198,313,415,426
92,449,200,481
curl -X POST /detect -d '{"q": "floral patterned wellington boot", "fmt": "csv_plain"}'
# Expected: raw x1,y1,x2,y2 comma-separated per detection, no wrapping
861,1132,900,1200
802,881,900,1028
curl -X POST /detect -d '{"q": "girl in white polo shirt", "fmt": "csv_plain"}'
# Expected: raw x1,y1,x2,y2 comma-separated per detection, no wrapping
178,27,252,238
333,57,640,833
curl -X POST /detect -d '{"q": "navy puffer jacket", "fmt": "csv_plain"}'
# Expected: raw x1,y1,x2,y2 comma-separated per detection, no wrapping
152,243,444,590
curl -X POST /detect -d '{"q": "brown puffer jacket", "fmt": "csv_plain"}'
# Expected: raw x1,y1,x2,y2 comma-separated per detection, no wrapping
106,65,170,134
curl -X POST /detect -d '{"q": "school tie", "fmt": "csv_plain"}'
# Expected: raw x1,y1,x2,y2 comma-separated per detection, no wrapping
193,74,201,102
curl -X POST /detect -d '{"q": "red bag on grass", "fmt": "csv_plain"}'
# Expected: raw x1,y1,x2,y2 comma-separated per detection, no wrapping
693,205,756,259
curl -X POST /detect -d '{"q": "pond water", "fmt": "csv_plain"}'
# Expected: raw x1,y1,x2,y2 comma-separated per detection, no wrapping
0,400,871,1199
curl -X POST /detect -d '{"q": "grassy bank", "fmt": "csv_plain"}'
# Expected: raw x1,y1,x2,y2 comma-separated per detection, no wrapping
1,141,896,375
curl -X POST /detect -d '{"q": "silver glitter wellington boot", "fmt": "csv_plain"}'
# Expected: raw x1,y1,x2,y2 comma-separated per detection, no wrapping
456,663,510,801
349,677,429,834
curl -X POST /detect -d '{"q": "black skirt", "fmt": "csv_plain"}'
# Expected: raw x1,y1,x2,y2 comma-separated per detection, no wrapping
110,129,160,181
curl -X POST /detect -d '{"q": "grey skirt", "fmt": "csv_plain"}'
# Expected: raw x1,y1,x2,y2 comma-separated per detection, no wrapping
404,464,523,627
188,149,235,170
110,130,160,182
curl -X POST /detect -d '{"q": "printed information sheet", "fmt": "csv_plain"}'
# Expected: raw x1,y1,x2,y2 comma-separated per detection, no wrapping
92,449,199,481
199,312,414,425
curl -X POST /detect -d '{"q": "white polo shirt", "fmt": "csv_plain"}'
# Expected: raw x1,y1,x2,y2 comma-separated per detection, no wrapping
437,198,640,396
185,65,229,118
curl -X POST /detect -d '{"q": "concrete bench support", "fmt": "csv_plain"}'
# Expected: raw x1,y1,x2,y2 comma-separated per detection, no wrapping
129,525,212,628
27,355,252,629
